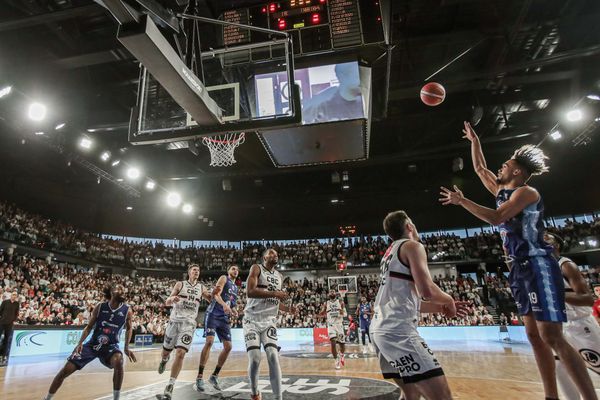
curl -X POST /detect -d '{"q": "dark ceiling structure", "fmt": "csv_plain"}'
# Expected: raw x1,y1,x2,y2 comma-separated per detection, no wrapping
0,0,599,240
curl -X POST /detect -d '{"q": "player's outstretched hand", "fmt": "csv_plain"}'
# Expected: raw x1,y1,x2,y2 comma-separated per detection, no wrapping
454,301,470,318
462,121,478,142
124,348,137,363
439,186,464,206
274,290,289,301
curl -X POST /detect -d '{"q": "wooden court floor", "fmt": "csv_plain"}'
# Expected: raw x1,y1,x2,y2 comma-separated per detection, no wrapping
2,341,599,399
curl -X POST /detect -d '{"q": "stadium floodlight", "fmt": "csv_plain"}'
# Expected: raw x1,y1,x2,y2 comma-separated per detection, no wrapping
111,159,121,167
34,131,45,136
330,199,339,204
55,123,66,130
28,102,47,121
79,137,93,149
100,151,111,162
549,130,562,141
182,204,193,214
145,180,156,190
0,86,12,98
166,192,182,207
126,206,133,211
587,94,600,101
126,167,141,180
566,109,583,122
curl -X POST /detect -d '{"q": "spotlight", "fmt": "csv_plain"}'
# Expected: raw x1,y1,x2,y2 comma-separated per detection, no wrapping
0,86,12,98
331,199,339,204
587,94,600,101
126,206,133,211
55,123,66,130
145,180,156,190
111,159,121,167
342,185,350,190
126,167,140,180
182,204,193,214
79,137,93,149
34,131,45,136
166,192,182,207
595,117,600,122
28,102,47,121
589,239,598,247
100,151,111,162
566,109,583,122
550,130,562,141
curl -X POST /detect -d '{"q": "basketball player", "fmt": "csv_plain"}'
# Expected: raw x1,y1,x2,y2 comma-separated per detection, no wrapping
545,232,600,399
244,249,296,400
158,264,211,400
319,289,347,369
43,285,136,400
372,210,468,400
356,296,373,351
196,265,240,392
439,121,597,400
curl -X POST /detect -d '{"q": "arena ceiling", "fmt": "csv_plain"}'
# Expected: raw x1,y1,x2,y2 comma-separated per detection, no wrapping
0,0,599,240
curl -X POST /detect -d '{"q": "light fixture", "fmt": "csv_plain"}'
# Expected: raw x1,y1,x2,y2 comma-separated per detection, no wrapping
55,123,66,130
111,159,121,167
331,199,339,204
34,131,44,136
79,137,93,149
595,117,600,122
100,151,111,162
342,185,350,190
588,239,598,247
550,130,562,141
126,206,133,211
566,109,583,122
116,178,124,182
126,167,140,180
166,192,182,207
28,102,47,121
182,204,193,214
0,86,12,98
145,180,156,190
587,94,600,101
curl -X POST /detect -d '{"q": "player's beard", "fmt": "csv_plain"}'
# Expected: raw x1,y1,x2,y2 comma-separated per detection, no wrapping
113,293,125,303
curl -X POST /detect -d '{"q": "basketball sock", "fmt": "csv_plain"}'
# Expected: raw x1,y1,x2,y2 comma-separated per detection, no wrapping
361,332,366,345
212,365,222,376
113,390,120,400
43,394,54,400
247,349,262,396
198,365,205,377
169,377,176,385
265,346,282,400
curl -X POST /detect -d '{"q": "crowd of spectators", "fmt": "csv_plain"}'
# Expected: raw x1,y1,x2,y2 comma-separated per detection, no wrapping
2,201,599,272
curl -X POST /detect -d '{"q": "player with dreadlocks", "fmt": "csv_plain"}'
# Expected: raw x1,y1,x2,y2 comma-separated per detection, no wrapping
439,122,597,400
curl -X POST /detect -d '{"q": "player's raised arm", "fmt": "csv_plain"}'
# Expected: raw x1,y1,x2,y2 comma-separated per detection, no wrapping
246,264,287,300
462,121,499,195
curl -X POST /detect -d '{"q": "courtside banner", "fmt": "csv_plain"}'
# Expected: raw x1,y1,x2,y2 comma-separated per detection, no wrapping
313,328,329,344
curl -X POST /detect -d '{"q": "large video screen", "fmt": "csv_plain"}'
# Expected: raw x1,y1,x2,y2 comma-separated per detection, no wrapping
255,61,366,124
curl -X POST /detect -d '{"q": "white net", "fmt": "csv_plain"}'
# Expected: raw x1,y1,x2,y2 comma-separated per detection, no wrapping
201,132,246,167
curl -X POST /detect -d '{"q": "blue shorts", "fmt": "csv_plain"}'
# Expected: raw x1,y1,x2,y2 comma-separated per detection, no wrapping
68,343,121,370
509,255,567,322
204,314,232,342
360,319,371,331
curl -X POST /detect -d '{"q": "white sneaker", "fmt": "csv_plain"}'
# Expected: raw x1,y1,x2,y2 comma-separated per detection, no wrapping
335,357,341,370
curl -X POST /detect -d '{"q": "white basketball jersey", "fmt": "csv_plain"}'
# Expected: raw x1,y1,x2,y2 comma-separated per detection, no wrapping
170,280,204,323
326,299,345,326
559,257,590,321
244,265,284,322
371,239,420,333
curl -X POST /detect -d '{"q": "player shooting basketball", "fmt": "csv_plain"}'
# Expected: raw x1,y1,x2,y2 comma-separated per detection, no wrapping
439,121,597,400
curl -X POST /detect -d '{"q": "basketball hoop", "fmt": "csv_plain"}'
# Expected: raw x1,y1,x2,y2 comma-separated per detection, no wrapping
201,132,245,167
338,284,348,298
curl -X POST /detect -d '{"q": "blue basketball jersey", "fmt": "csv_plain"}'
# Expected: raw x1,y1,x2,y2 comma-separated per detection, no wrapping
359,303,372,321
88,302,129,350
206,277,238,319
496,187,553,260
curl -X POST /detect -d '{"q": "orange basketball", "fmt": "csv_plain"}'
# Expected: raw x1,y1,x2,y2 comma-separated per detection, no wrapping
420,82,446,106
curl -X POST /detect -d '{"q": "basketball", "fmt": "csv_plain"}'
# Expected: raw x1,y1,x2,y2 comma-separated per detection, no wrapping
420,82,446,106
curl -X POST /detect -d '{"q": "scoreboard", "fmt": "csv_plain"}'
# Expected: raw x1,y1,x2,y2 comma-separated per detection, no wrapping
220,0,385,56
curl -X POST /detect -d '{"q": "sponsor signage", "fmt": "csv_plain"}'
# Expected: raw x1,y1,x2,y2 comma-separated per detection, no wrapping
313,328,329,344
134,334,154,347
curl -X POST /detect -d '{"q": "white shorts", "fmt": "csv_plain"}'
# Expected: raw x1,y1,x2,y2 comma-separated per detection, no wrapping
563,315,600,373
372,329,444,383
327,323,346,343
163,320,196,352
243,317,279,351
